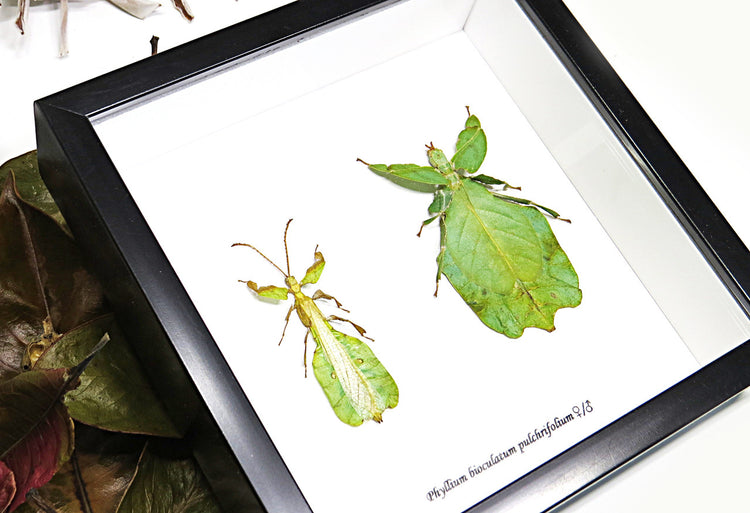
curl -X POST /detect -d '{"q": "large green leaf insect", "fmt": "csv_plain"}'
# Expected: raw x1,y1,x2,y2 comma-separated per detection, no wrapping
233,219,398,426
358,107,582,338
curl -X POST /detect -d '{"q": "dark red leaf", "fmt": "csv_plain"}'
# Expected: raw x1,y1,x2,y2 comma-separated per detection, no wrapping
0,460,16,512
16,425,145,513
0,369,75,511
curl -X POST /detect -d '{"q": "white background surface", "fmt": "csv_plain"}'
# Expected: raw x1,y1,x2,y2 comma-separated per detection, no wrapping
2,0,749,512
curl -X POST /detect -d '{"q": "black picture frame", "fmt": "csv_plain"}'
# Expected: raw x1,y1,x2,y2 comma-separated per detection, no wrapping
34,1,750,512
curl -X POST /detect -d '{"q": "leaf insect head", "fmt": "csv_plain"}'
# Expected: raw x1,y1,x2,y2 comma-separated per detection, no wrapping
232,219,342,354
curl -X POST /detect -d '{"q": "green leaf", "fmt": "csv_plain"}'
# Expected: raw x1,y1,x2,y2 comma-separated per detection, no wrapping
442,179,581,337
36,317,181,438
0,151,68,235
312,328,399,426
451,111,486,174
117,441,221,513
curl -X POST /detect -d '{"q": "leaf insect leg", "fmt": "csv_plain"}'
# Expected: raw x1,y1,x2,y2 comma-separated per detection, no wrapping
303,330,310,378
312,289,349,312
418,188,452,237
491,192,571,223
278,302,296,346
415,188,453,295
327,315,374,341
434,215,448,297
417,214,439,237
418,213,446,295
471,173,522,191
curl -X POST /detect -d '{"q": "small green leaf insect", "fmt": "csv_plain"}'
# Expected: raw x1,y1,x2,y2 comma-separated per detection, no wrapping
359,107,582,338
233,219,398,426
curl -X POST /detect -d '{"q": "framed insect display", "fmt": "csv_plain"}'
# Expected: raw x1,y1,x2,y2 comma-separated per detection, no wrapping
34,1,750,512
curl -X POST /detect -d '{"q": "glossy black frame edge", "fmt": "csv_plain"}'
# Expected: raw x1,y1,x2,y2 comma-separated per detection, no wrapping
31,1,750,513
33,1,399,512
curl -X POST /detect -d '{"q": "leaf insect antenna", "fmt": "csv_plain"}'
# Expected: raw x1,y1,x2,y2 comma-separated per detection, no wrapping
231,241,289,278
283,218,293,276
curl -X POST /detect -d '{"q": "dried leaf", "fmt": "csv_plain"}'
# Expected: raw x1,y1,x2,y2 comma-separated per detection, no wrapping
171,0,193,21
0,152,67,234
106,0,161,20
14,0,28,35
0,173,106,381
59,0,69,56
11,0,190,54
17,426,144,513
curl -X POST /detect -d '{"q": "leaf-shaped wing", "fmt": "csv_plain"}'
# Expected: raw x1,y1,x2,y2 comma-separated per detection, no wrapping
451,112,486,174
300,251,325,286
441,180,581,337
312,329,398,427
363,162,448,186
